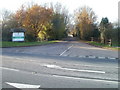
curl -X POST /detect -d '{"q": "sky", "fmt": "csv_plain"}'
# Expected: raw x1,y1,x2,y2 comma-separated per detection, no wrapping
0,0,119,23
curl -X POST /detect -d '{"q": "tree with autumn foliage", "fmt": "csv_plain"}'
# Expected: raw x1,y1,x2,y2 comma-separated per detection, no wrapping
1,2,71,42
75,6,97,40
13,3,69,41
14,4,53,41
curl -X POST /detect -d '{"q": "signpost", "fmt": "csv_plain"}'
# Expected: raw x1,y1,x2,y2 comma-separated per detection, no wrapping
11,28,25,42
12,32,24,42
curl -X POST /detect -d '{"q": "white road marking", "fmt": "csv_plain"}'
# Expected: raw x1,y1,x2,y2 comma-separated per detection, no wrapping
44,64,105,74
72,64,119,69
44,64,61,69
98,57,106,59
59,45,73,56
0,67,19,72
53,75,118,83
62,67,105,74
108,57,116,60
6,82,40,88
59,50,68,56
68,45,73,49
88,56,96,59
78,56,86,58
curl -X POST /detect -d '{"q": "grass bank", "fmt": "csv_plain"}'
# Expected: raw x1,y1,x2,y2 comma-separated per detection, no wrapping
86,41,120,50
0,40,60,48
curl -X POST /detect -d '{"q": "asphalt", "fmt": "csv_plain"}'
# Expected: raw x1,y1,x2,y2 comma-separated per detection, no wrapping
1,38,119,89
2,68,118,88
2,40,118,59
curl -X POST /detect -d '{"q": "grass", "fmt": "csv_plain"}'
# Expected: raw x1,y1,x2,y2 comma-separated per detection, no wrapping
0,40,60,48
86,41,120,50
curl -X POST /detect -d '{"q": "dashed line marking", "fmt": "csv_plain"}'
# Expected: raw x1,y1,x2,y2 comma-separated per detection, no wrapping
88,56,96,59
98,57,106,59
60,54,118,60
108,57,116,60
78,56,86,58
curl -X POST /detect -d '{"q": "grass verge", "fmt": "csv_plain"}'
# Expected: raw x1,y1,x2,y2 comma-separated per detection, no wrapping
0,40,60,48
86,41,120,50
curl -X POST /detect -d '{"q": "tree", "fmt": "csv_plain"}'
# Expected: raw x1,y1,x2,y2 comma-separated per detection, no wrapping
14,4,53,41
108,21,120,46
1,3,69,42
75,6,97,40
99,17,112,44
51,13,67,40
48,2,69,40
1,10,18,41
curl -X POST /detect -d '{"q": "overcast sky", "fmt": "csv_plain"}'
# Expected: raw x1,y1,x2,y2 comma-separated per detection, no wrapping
0,0,119,23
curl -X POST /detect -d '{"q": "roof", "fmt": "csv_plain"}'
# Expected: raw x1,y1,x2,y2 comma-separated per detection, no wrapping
11,28,26,32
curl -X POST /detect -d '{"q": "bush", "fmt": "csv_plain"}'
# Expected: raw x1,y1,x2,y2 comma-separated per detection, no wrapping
2,29,12,41
25,30,37,42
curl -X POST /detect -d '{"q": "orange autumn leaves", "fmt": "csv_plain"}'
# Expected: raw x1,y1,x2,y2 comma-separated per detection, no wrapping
14,4,53,41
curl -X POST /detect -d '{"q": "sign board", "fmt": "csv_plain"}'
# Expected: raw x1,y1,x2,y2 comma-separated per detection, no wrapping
12,32,24,41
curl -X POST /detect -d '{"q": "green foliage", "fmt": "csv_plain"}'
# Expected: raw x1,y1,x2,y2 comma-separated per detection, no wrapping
2,29,12,41
1,3,68,42
101,17,109,25
50,14,67,40
111,28,119,46
99,17,113,44
2,11,19,41
87,41,120,50
100,27,119,46
92,29,100,39
1,41,59,48
25,30,36,42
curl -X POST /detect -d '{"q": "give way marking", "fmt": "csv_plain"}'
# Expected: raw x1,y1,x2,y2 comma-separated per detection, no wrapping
6,82,40,88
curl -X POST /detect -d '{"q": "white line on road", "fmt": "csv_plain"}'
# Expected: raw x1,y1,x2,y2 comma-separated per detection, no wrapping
78,56,86,58
1,66,117,84
44,64,105,74
6,82,40,88
53,75,118,83
61,67,105,74
108,57,116,60
59,45,73,56
44,64,61,69
88,56,96,59
98,57,106,59
0,67,19,72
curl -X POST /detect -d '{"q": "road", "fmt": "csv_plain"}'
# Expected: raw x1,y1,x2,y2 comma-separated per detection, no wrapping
1,38,119,89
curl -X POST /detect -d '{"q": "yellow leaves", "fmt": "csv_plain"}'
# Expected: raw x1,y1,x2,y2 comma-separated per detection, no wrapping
14,4,53,33
75,6,97,40
76,6,96,25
